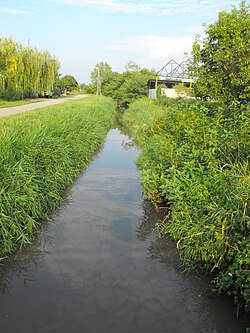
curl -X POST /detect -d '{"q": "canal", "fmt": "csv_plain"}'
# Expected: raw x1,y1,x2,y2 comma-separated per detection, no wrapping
0,129,248,332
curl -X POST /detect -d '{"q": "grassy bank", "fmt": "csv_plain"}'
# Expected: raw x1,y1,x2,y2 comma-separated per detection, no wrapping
0,100,32,108
0,95,116,259
122,97,250,312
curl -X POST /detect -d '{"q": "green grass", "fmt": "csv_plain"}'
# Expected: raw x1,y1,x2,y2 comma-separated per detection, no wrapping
122,97,250,313
0,100,32,108
0,95,116,259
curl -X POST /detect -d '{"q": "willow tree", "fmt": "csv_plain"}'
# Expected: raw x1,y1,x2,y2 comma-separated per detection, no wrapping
0,37,60,100
0,38,19,96
39,51,60,96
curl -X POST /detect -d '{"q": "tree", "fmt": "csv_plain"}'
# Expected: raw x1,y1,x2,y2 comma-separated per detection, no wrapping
124,60,141,72
104,67,155,108
188,1,250,103
87,60,155,108
121,70,152,100
90,61,113,95
0,37,60,100
59,75,78,93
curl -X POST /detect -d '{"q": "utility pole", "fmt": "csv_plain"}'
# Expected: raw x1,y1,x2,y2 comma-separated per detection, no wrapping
96,66,101,95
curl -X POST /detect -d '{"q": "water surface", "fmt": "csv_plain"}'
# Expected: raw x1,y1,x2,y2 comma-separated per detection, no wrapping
0,129,248,333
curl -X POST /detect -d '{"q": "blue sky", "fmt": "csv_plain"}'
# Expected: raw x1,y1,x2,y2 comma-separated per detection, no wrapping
0,0,244,83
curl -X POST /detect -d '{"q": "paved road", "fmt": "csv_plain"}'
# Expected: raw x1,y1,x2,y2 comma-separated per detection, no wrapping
0,95,88,117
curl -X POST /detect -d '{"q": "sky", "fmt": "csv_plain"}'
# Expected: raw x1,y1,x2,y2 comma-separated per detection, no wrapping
0,0,245,83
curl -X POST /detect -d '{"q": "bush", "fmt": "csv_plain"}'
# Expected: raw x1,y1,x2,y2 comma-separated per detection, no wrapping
0,87,24,101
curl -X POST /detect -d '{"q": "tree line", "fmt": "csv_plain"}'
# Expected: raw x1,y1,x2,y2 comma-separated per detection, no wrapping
84,1,249,107
1,0,249,107
82,60,155,109
0,36,154,104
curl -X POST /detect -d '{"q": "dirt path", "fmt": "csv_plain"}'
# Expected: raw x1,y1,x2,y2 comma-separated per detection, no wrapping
0,95,88,117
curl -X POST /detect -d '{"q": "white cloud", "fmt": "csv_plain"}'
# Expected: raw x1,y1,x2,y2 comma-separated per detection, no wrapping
53,0,159,14
53,0,241,16
107,35,194,69
0,7,30,15
184,24,204,34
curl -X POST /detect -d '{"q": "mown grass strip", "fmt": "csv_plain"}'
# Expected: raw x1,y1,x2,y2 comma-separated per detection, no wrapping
0,100,32,108
122,97,250,313
0,95,116,258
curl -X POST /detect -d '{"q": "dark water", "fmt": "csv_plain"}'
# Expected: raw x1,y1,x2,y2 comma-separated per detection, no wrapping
0,129,249,333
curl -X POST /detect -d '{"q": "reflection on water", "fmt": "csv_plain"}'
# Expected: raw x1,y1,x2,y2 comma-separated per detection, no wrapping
0,129,249,333
0,220,56,295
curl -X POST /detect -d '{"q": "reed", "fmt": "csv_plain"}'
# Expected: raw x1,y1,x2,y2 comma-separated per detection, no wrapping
0,96,116,259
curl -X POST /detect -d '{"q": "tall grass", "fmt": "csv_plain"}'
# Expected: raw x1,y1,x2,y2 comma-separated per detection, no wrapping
0,96,116,259
122,97,250,312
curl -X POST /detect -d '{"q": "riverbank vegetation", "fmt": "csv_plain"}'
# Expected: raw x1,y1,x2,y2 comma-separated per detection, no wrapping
122,1,250,313
0,96,116,259
122,97,249,312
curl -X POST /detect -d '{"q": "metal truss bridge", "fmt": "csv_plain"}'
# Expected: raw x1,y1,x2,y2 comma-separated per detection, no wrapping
156,59,190,81
148,59,194,98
